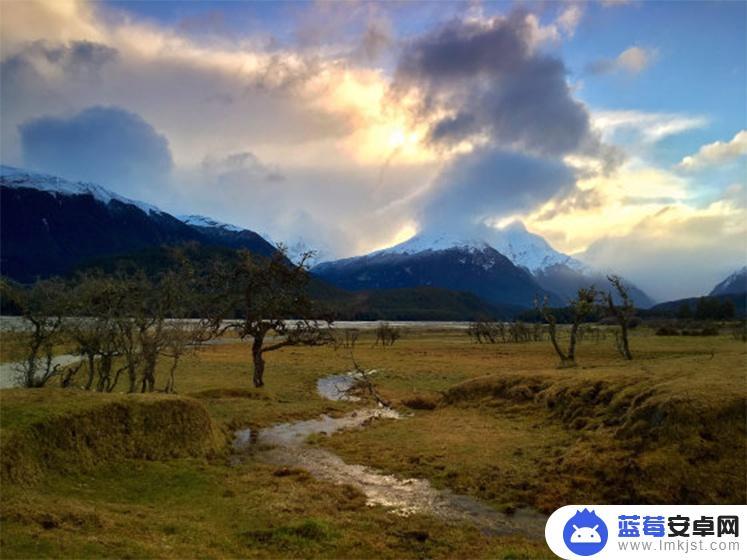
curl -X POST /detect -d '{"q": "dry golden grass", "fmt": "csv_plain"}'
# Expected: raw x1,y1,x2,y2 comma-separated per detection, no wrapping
0,325,744,558
317,327,747,512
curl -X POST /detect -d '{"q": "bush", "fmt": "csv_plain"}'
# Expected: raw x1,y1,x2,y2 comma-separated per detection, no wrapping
401,395,439,410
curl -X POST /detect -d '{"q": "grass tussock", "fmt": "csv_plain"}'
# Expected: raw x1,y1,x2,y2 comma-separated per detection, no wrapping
1,389,222,485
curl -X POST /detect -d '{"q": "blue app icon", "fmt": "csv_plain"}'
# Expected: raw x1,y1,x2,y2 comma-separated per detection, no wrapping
563,509,608,556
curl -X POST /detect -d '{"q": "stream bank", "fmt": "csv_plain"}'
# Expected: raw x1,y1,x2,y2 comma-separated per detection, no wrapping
233,372,546,538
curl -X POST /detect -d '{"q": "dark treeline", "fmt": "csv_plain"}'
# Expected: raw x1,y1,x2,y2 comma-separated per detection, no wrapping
1,244,332,391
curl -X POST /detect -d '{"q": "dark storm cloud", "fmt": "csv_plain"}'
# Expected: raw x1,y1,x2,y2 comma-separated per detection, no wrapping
392,11,596,157
389,10,603,232
19,106,173,199
421,148,576,231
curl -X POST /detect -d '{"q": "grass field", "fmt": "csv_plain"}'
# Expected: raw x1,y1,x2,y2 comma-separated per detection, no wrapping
1,325,745,558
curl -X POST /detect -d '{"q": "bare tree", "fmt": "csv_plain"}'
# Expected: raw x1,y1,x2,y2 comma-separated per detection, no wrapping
333,329,360,350
606,275,634,360
160,319,212,393
67,272,129,391
537,287,599,368
69,250,215,393
467,320,499,343
218,248,332,388
343,342,391,408
508,321,531,343
1,278,68,388
132,253,216,393
374,322,400,346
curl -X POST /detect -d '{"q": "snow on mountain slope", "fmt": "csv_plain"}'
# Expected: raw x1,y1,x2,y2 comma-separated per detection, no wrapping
0,165,162,215
373,231,492,256
371,222,585,275
177,214,243,232
710,266,747,296
487,222,587,275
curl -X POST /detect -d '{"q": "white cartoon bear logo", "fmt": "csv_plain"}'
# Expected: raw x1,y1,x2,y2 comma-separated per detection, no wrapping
570,524,602,544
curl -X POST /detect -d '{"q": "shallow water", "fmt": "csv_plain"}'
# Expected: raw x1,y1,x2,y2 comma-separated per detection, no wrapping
0,354,81,389
233,372,547,537
316,372,363,401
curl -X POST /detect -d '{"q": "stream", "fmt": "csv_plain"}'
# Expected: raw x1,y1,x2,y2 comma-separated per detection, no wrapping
232,372,547,538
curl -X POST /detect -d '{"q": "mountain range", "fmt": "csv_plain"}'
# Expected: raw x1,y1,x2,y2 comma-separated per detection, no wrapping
0,166,274,282
312,226,655,308
4,164,740,317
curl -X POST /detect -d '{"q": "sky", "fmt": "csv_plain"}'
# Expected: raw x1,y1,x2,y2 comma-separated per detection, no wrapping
0,0,745,300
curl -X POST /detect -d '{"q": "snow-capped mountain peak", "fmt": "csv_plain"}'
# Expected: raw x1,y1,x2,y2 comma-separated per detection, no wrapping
369,222,586,275
372,231,492,256
0,165,162,215
487,221,587,275
177,214,244,232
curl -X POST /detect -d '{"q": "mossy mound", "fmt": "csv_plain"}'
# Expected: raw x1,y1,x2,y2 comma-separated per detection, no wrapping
443,370,747,508
1,389,223,485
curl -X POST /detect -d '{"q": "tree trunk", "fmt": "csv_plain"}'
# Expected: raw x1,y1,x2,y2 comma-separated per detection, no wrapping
164,357,179,393
568,323,579,362
252,353,265,388
620,324,632,360
141,370,155,392
127,364,138,393
252,336,265,388
84,355,95,390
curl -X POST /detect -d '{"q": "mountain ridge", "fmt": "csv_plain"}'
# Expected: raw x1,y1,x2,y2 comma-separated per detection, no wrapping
710,266,747,296
0,166,276,282
313,241,562,309
315,225,655,308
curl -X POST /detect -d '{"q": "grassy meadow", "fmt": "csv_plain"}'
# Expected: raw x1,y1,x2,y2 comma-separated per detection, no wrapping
1,325,745,558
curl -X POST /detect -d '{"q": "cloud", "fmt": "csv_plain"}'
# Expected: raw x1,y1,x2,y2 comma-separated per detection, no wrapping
588,46,655,75
353,17,394,63
201,151,285,183
0,0,739,289
677,130,747,171
592,110,708,144
2,39,117,80
19,106,173,200
385,9,619,241
420,148,576,232
0,1,440,251
578,202,746,300
557,4,584,37
391,10,598,158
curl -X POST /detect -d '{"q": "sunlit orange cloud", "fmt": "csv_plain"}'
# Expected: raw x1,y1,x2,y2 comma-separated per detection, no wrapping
523,160,741,256
1,0,440,172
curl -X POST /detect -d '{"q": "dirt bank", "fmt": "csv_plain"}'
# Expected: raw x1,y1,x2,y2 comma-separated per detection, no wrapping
1,389,222,485
443,370,747,508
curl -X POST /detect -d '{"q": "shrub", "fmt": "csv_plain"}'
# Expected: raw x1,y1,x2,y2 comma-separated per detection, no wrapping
401,395,439,410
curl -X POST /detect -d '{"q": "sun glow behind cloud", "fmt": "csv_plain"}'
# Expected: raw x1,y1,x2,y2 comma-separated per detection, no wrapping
1,0,744,297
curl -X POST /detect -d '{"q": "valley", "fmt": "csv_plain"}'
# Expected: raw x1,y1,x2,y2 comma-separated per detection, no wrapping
1,1,745,558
